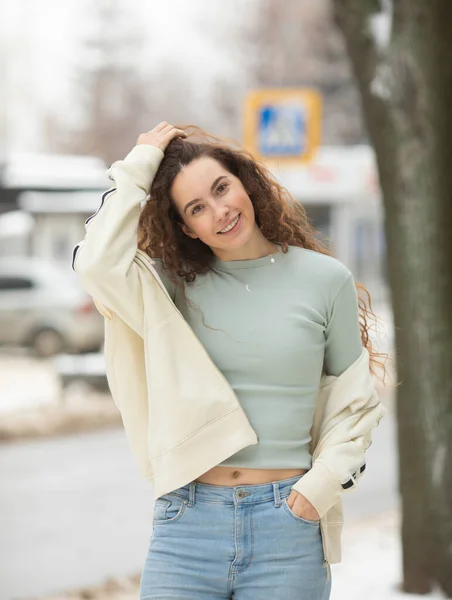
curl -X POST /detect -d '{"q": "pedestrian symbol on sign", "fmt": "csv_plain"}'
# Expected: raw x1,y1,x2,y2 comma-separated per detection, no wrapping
258,104,306,157
244,88,321,165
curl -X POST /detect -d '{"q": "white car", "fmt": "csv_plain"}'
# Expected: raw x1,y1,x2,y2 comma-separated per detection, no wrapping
0,257,104,357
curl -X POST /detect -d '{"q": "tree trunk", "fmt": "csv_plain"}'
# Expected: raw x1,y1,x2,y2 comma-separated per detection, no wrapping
332,0,452,595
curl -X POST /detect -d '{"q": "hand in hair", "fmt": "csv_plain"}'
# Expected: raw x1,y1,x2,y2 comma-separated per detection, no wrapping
136,122,187,152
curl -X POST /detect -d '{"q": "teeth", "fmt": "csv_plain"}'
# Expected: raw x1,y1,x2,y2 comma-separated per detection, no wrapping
220,214,240,233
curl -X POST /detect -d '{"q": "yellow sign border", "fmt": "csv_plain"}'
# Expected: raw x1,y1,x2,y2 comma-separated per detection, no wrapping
243,88,322,166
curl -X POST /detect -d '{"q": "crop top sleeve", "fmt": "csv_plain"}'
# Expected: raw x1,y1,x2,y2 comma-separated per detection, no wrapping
324,273,363,376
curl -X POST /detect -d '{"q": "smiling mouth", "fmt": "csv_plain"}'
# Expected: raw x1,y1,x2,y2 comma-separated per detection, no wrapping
218,213,241,234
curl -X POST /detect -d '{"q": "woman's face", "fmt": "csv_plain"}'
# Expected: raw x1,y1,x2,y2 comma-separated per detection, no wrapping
171,157,260,260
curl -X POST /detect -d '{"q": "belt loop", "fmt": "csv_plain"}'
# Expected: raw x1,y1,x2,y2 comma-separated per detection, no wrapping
273,482,281,507
188,482,196,507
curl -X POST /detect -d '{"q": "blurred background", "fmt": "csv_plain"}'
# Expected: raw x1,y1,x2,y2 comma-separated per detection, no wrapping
1,0,440,599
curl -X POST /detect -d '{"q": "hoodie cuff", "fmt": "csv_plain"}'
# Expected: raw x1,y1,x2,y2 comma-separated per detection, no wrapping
291,461,344,518
109,145,165,194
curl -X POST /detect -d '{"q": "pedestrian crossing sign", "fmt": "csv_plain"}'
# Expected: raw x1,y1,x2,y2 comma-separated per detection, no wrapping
243,88,322,165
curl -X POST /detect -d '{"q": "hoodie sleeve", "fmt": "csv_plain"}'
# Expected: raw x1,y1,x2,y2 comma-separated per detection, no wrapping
72,144,164,335
291,351,387,518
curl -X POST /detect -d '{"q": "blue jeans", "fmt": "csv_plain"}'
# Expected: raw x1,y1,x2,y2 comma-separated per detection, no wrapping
140,474,332,599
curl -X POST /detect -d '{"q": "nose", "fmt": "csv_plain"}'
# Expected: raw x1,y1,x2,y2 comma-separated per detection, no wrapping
214,203,229,222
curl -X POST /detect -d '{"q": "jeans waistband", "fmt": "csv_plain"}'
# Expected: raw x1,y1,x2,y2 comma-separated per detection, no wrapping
170,474,305,507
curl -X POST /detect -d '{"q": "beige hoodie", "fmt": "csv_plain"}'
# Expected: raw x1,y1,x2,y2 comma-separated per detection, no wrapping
73,144,386,564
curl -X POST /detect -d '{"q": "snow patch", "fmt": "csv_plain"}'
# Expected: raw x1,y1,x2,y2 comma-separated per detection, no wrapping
370,63,393,101
368,1,394,101
368,0,393,52
0,355,61,414
432,443,446,488
332,511,447,599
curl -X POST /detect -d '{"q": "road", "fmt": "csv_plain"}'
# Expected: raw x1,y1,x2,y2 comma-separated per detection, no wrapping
0,411,398,600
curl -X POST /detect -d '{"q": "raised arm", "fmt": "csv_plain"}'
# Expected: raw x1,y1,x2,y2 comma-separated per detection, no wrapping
72,123,186,334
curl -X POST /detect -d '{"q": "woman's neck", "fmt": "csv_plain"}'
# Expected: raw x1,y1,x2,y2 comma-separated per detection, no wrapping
213,229,278,262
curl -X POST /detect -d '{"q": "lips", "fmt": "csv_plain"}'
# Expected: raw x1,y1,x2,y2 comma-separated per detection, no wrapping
218,213,241,234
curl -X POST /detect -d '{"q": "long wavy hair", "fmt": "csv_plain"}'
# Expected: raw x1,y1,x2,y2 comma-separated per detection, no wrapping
138,126,388,381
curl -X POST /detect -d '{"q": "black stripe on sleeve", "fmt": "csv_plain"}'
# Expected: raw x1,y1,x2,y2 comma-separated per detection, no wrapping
341,462,367,490
72,244,81,271
85,188,116,226
342,478,354,490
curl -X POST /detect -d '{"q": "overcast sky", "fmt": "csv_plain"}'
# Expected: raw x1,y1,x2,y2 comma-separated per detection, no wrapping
0,0,256,154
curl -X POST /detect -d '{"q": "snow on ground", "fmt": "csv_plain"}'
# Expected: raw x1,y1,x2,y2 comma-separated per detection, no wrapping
0,353,61,413
0,352,109,415
331,511,446,600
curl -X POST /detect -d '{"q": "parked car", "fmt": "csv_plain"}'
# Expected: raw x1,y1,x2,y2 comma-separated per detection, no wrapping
0,257,104,357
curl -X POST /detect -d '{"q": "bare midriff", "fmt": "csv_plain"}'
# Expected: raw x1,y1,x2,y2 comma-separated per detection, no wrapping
194,466,308,486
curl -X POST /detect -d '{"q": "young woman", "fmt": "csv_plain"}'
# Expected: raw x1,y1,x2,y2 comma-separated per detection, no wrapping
74,122,386,600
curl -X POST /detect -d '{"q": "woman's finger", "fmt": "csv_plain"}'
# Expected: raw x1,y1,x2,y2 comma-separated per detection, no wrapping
165,127,187,141
155,121,169,132
136,123,186,150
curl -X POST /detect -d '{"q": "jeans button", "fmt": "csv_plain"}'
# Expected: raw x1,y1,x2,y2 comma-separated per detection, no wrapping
237,490,249,498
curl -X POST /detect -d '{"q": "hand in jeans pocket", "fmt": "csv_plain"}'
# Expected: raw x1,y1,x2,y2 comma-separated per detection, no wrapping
286,489,320,522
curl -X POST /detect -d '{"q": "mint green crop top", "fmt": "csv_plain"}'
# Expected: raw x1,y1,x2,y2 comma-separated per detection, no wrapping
153,246,363,470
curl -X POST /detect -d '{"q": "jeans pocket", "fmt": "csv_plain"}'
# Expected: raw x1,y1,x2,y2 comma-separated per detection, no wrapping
153,494,188,525
281,498,320,527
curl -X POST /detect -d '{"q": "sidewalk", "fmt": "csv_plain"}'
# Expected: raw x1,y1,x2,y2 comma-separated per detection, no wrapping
30,510,446,600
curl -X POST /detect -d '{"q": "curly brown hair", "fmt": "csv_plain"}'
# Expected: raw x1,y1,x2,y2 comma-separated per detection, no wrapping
138,126,388,381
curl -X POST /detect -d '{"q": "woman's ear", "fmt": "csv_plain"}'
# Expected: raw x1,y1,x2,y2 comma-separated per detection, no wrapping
180,222,199,239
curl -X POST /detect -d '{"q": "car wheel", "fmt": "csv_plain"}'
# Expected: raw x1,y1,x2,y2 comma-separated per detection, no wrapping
30,328,66,357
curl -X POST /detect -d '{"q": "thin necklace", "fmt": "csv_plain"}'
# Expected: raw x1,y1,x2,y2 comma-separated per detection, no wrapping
246,248,278,293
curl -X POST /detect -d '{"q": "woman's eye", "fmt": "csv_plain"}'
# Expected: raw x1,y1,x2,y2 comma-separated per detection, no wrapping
192,205,202,215
216,183,228,194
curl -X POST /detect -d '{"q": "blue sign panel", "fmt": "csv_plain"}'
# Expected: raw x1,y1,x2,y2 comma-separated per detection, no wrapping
258,104,306,157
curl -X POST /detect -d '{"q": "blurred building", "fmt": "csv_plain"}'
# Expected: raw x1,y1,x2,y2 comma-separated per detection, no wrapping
272,145,387,303
0,210,34,257
0,152,108,265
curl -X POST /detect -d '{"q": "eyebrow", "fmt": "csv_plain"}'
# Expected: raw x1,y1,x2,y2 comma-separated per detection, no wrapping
183,175,228,214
